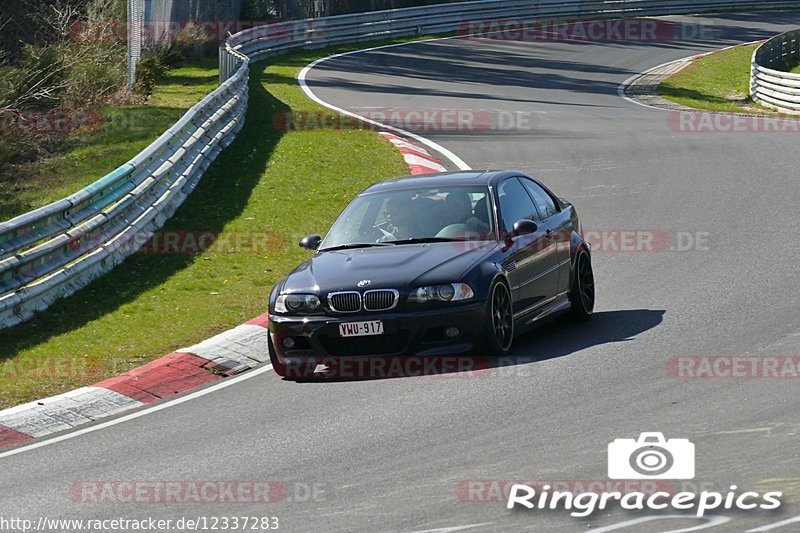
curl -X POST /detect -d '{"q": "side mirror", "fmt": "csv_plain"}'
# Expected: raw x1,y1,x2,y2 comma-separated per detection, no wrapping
512,219,538,236
299,235,321,250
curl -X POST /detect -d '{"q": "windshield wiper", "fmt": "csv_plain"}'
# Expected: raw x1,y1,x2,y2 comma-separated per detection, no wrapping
387,237,454,245
319,242,392,252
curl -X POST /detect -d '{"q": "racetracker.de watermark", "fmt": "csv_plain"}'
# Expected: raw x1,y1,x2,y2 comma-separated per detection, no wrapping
69,481,326,504
70,481,284,504
281,355,491,379
0,109,103,134
448,230,710,253
272,109,533,133
457,18,716,42
70,231,284,255
1,108,174,135
582,230,711,253
667,356,800,378
668,111,800,133
0,355,103,380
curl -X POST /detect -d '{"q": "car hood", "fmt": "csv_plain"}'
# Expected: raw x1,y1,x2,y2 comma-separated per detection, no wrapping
281,242,497,294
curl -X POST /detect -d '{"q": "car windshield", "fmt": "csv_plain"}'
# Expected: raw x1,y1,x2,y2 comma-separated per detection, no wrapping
320,186,495,249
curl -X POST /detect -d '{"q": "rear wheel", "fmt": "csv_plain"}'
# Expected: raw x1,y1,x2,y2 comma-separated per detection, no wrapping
568,249,594,320
268,334,316,379
484,280,514,356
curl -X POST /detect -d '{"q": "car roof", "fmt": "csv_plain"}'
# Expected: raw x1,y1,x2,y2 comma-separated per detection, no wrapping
358,170,531,194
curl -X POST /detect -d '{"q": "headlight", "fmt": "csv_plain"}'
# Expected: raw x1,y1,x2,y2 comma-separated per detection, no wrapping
275,293,322,314
409,283,474,303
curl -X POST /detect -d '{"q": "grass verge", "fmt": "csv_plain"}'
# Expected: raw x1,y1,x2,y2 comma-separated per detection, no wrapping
0,41,414,409
0,58,222,221
658,43,779,114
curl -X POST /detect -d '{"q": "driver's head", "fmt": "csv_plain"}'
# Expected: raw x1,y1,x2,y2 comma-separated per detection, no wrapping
385,196,417,238
445,191,473,222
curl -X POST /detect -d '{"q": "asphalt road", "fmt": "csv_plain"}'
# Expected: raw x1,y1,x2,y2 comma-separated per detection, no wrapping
2,11,800,533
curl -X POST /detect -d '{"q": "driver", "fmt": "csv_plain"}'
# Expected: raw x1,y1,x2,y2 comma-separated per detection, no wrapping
444,191,473,226
383,196,421,240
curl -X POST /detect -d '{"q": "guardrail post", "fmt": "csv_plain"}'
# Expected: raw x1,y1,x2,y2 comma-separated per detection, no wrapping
219,44,224,83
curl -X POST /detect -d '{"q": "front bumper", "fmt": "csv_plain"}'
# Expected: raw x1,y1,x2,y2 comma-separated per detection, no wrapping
269,301,488,365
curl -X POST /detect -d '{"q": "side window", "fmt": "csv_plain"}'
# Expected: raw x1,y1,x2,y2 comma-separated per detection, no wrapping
497,178,537,232
521,178,559,220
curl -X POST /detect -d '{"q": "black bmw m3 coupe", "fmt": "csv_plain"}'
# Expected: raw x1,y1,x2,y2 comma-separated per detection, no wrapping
267,170,594,378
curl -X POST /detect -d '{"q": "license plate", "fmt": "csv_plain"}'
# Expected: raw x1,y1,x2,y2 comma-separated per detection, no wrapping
338,320,384,337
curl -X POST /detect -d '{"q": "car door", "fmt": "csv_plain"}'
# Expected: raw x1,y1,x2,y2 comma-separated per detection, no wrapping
496,178,559,317
520,177,572,295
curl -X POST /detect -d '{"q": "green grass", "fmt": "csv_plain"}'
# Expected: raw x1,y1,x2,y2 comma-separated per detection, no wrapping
658,43,776,114
147,57,221,108
0,60,220,221
768,52,800,74
0,42,410,409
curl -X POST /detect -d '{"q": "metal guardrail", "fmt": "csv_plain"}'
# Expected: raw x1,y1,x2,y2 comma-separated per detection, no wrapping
750,29,800,111
0,52,250,328
2,0,799,328
221,0,800,70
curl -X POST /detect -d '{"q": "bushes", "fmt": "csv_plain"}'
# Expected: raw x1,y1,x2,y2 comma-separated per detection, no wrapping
0,45,129,176
134,54,169,99
2,45,67,110
0,132,30,169
0,45,66,172
0,42,128,112
63,44,127,108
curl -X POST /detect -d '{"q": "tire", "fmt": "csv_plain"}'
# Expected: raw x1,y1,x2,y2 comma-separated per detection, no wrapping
484,279,514,356
568,248,595,321
268,334,316,379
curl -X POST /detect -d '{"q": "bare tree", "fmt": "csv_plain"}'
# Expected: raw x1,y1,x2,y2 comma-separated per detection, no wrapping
1,0,127,111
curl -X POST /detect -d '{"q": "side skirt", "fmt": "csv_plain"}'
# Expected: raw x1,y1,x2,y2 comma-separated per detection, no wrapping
513,291,570,335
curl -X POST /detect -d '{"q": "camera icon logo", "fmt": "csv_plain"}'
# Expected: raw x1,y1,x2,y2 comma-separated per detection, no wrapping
608,432,695,479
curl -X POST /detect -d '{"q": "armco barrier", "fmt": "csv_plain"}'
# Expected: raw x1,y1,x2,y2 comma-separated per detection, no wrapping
750,29,800,111
221,0,800,69
0,53,250,328
2,0,799,328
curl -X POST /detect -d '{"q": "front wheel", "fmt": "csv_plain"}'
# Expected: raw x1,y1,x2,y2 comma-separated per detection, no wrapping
567,249,594,320
484,280,514,356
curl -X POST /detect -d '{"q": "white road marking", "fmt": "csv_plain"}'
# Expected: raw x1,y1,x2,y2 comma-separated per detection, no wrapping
746,515,800,532
401,152,448,171
402,524,491,533
589,515,730,533
0,364,275,460
297,38,472,171
616,57,694,111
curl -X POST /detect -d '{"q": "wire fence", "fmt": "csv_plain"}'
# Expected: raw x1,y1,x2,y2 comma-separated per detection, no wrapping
127,0,144,93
